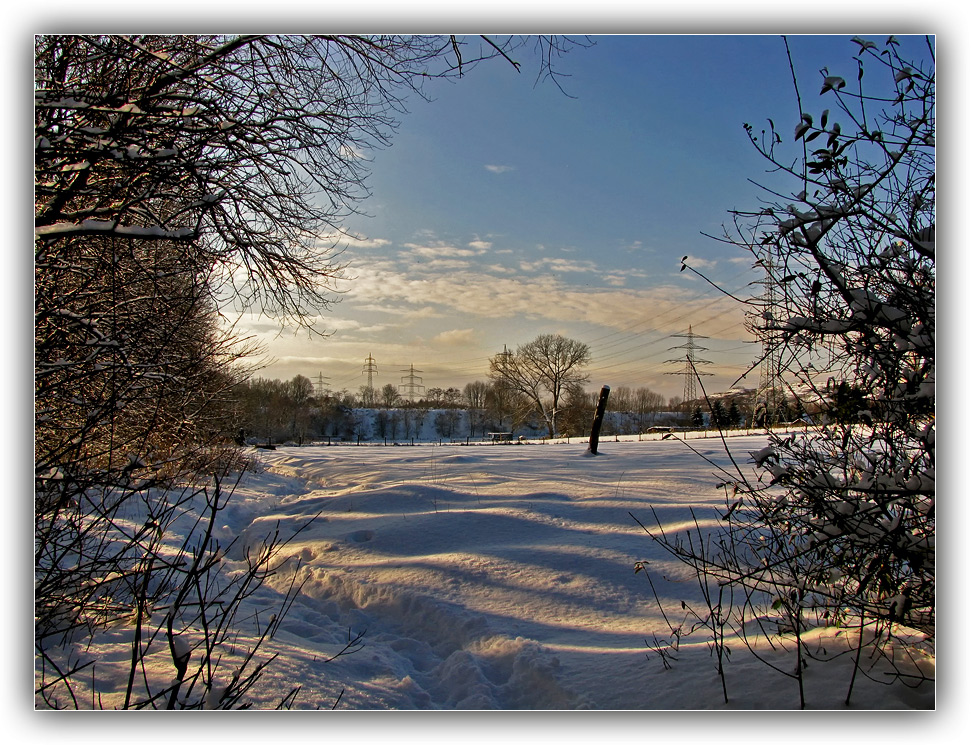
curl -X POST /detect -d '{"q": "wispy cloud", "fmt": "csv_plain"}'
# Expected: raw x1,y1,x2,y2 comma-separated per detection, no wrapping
682,254,718,270
519,257,598,274
728,255,755,265
248,253,751,392
344,260,743,338
230,310,392,341
319,231,392,250
431,328,477,347
485,263,518,275
401,242,488,259
484,164,515,174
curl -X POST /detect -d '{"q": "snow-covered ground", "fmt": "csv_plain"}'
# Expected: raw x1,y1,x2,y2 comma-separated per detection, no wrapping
236,434,933,711
37,432,936,721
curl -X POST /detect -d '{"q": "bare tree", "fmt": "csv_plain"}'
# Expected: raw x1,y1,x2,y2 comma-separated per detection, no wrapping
380,383,402,409
489,334,591,438
35,33,591,708
484,379,524,434
464,380,489,437
556,383,597,438
463,381,489,410
358,384,378,408
35,35,590,325
635,387,665,430
642,35,934,707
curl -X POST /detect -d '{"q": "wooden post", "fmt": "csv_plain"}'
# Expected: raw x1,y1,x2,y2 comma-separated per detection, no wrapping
588,385,611,455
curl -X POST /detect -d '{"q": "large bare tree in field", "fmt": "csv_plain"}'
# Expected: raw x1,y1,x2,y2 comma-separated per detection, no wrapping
489,334,591,438
34,34,589,709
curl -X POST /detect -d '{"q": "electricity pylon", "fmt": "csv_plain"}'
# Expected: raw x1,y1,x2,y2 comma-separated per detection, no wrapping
665,326,713,408
750,260,785,426
399,364,425,402
362,354,378,389
494,344,513,382
314,371,330,398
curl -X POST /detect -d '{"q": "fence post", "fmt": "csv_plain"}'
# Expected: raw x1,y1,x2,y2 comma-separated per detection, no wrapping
588,385,611,455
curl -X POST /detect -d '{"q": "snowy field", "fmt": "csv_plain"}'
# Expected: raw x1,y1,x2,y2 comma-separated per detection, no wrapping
38,432,935,718
192,433,933,711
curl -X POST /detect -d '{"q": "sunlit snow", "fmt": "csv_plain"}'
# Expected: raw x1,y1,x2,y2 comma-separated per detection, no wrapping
57,432,933,710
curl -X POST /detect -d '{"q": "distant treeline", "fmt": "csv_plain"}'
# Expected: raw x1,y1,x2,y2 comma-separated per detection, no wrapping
229,375,835,443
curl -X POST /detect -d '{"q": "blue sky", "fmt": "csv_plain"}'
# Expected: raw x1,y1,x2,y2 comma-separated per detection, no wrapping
241,33,935,399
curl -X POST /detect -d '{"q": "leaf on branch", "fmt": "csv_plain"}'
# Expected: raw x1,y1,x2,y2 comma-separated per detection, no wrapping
722,500,741,520
794,112,813,140
820,76,846,95
827,122,842,149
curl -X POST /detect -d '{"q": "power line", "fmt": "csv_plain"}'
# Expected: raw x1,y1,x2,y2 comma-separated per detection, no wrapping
584,279,756,371
580,265,758,350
